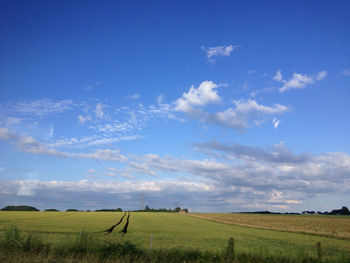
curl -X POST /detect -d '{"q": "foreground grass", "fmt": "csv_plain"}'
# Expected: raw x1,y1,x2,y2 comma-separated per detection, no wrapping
1,226,349,263
0,212,349,261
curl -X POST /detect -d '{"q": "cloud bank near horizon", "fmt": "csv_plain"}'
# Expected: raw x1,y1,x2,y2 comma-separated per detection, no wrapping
1,126,349,212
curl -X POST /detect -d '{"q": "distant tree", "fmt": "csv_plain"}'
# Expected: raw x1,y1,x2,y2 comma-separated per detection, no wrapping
95,209,122,212
1,205,39,211
174,207,181,212
44,209,60,212
66,209,79,212
329,206,350,215
145,205,151,211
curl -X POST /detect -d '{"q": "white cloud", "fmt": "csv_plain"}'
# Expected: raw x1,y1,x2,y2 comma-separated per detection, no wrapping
82,85,92,91
273,70,282,82
203,45,238,61
156,94,164,104
103,172,116,177
49,135,143,149
0,127,66,156
8,99,74,116
242,81,249,90
17,180,39,196
174,81,221,114
1,97,176,152
276,71,327,92
0,179,219,211
131,94,140,100
5,117,22,126
107,168,119,173
107,168,134,178
248,70,256,75
341,69,350,76
280,73,314,92
78,115,91,124
0,134,349,211
95,103,105,119
128,161,157,177
272,118,280,128
233,99,288,115
0,127,128,162
208,99,289,131
173,82,288,131
77,149,127,162
316,71,327,80
49,124,54,139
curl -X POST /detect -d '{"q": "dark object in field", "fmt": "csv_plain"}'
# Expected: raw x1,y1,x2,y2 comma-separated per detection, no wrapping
102,212,127,234
120,212,130,236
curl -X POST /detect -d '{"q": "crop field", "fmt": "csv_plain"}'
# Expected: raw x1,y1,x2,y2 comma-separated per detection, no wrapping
1,211,350,262
189,213,350,239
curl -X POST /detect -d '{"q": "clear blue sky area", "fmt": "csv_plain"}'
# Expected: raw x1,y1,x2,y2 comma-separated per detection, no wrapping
0,0,349,212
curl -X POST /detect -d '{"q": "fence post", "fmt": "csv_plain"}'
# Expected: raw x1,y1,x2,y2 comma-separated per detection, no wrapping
316,242,322,262
226,237,235,262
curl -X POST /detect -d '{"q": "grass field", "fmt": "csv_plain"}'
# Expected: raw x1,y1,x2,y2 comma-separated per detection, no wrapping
189,213,350,239
0,211,350,262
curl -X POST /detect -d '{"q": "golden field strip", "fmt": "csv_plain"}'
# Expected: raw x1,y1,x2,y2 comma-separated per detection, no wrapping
188,213,350,240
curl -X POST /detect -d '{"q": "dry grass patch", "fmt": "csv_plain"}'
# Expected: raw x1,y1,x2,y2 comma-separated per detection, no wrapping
188,213,350,239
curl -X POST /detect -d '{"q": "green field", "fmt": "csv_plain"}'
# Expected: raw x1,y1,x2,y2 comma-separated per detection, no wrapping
1,211,350,262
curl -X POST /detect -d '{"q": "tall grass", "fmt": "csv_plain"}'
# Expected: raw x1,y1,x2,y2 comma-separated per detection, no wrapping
1,226,349,263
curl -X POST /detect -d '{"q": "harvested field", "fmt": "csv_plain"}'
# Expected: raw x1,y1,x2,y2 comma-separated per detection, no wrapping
188,213,350,240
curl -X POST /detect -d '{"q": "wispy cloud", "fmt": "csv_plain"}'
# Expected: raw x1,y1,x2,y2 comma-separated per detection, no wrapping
103,172,116,177
49,134,143,149
82,85,93,91
94,103,105,119
0,127,128,162
4,117,22,126
274,70,327,92
202,45,238,62
1,96,175,151
7,99,74,116
193,140,310,164
49,124,54,139
131,94,140,100
82,81,101,91
78,115,91,124
273,70,282,82
341,69,350,76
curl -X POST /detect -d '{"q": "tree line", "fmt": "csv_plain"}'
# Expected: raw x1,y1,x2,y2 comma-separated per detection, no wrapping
0,205,189,213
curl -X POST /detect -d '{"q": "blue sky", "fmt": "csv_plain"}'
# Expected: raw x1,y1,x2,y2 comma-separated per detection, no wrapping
0,0,349,212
